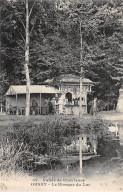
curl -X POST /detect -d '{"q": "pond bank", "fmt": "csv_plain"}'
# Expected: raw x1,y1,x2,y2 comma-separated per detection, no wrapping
1,155,123,191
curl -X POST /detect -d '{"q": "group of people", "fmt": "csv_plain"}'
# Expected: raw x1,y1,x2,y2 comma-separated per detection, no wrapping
43,98,55,114
31,97,58,115
31,97,98,115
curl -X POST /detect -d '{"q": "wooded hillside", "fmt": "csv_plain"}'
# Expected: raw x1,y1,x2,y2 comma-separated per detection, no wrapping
0,0,123,110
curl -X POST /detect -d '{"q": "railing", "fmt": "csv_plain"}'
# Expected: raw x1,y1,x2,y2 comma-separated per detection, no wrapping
64,102,87,106
6,105,58,115
6,106,41,115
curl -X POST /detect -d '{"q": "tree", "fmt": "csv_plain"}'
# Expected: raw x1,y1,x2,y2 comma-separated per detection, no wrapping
1,0,123,111
51,0,123,109
1,0,42,116
25,0,30,116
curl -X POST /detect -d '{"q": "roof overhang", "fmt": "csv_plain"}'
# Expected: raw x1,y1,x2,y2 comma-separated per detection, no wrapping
6,85,61,96
44,75,95,86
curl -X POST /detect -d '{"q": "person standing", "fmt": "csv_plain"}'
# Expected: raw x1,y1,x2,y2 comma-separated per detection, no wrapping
51,97,56,114
93,98,97,116
89,98,97,116
58,95,64,114
32,98,38,115
48,98,53,114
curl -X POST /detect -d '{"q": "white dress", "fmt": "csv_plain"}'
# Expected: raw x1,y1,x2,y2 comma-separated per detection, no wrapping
117,88,123,112
58,95,65,114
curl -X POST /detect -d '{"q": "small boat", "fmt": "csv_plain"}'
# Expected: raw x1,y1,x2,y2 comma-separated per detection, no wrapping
60,153,100,165
60,156,78,165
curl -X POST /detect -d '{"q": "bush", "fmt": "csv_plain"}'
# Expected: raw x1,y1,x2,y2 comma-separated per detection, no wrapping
97,132,120,157
0,116,119,172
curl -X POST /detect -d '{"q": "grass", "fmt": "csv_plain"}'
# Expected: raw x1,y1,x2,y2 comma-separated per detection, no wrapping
0,113,95,125
97,111,123,122
0,110,122,127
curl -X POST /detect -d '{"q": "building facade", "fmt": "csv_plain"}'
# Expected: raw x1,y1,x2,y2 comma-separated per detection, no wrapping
58,74,93,115
45,74,94,115
5,75,94,116
6,85,60,115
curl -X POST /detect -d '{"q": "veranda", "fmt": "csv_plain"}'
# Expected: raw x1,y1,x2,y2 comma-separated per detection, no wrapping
5,85,60,115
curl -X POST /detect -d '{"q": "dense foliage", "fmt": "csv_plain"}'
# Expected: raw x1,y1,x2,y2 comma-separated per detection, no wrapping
0,116,120,172
0,0,123,109
0,116,111,171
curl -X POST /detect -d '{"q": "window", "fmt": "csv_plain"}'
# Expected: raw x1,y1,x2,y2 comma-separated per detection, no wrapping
87,137,89,141
66,92,72,103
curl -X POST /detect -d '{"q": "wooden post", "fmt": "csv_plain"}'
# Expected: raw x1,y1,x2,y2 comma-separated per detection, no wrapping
79,67,83,118
0,103,2,113
5,96,7,113
66,165,69,174
79,136,82,175
16,94,18,115
85,93,87,114
40,93,41,115
16,94,17,106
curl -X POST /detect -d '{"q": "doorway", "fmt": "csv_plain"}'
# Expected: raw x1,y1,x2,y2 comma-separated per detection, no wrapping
66,92,72,103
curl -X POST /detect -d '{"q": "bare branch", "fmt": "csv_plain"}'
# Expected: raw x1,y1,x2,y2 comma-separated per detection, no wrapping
17,29,25,43
29,16,37,36
21,0,26,4
16,40,25,50
15,10,26,31
19,32,25,43
29,0,37,19
1,14,12,24
20,10,26,17
2,51,12,58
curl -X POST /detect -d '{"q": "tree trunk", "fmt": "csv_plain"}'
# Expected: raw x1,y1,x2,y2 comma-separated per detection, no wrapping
25,0,30,116
0,2,1,83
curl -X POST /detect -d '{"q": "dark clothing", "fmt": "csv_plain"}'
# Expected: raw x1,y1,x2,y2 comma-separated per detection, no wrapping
74,98,79,106
89,99,97,116
32,99,38,115
89,105,93,115
32,99,38,107
48,100,53,113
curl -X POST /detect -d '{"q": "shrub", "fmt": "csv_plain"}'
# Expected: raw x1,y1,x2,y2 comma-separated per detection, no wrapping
0,116,119,172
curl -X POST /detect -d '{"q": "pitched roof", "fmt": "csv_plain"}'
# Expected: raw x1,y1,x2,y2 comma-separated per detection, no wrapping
6,85,60,95
59,74,93,83
44,74,93,84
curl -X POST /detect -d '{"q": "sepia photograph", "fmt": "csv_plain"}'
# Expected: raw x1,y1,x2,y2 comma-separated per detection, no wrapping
0,0,123,192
